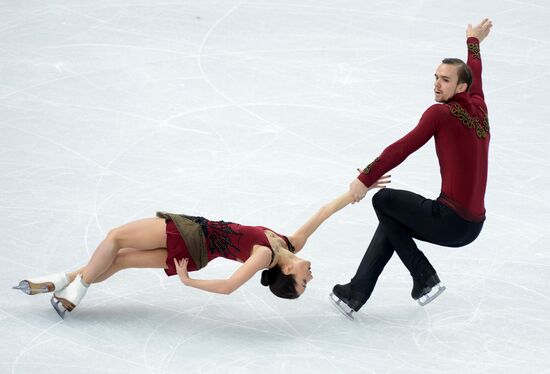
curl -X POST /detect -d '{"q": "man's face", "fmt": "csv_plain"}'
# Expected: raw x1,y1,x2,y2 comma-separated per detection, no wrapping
434,64,465,103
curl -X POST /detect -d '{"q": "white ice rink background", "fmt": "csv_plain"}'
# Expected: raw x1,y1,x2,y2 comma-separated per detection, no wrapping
1,1,549,373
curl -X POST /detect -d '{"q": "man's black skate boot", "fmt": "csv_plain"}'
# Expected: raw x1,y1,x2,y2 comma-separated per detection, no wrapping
411,273,446,306
332,283,365,311
329,283,367,319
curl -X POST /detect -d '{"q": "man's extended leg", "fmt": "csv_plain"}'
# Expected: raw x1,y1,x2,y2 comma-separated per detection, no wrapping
331,225,394,314
333,188,434,311
371,188,482,303
332,188,482,313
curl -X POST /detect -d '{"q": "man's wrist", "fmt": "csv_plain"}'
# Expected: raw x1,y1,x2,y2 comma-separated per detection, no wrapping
357,172,370,186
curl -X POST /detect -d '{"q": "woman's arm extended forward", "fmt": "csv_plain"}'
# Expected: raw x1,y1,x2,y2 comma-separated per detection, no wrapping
289,175,390,253
173,249,270,294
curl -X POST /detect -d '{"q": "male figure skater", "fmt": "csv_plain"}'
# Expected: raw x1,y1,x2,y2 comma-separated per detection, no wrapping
330,19,493,319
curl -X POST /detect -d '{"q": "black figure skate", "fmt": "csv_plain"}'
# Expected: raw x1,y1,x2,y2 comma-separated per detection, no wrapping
329,283,365,320
411,273,446,306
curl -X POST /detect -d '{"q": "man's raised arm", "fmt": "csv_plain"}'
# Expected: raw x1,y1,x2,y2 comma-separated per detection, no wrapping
466,18,493,100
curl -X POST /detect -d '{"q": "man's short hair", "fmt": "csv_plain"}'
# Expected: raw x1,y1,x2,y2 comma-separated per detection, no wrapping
442,58,473,91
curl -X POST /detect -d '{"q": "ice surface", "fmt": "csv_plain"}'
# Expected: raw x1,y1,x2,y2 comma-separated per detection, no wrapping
2,1,550,373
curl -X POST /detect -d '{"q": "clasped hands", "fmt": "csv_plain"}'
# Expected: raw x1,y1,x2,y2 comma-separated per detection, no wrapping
350,170,391,204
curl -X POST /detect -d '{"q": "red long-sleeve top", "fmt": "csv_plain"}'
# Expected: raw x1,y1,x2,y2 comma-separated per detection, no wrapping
358,37,489,222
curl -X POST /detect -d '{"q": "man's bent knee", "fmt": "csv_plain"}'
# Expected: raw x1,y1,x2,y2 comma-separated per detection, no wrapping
372,188,393,211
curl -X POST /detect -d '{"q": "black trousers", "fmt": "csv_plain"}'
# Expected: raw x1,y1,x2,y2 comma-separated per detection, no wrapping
350,188,484,302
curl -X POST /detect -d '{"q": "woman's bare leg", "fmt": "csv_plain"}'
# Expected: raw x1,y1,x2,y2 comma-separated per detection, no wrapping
79,218,167,284
68,247,168,284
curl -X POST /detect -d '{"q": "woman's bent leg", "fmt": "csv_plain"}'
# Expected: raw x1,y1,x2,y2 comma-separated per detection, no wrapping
80,218,167,284
68,248,168,283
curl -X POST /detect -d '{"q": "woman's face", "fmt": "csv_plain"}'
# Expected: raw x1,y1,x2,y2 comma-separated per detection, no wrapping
291,258,313,295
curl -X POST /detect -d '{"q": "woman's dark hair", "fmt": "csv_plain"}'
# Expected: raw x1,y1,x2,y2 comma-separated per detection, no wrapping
260,266,299,299
441,58,473,91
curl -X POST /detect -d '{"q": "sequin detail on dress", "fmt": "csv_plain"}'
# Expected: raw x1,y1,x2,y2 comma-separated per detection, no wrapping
204,220,244,260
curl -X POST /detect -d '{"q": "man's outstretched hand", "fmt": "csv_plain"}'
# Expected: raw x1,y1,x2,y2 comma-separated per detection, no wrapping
349,173,391,204
467,18,493,43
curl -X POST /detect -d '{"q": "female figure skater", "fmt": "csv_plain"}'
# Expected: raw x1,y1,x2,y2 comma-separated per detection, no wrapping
14,176,389,318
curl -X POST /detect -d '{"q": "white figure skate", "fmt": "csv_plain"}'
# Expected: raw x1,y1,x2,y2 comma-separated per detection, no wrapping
50,274,88,319
12,272,69,295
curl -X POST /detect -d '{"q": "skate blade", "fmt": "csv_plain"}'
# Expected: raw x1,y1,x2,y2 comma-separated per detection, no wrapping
50,296,74,319
12,280,52,295
329,292,355,320
418,284,446,306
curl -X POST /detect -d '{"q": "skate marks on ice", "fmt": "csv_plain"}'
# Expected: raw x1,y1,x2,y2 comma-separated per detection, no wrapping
5,252,550,372
2,0,550,373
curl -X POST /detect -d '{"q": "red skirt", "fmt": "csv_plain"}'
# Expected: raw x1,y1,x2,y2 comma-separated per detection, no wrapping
164,220,200,276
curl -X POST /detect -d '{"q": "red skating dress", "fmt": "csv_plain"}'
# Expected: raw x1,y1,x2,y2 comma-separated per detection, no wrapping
164,216,293,276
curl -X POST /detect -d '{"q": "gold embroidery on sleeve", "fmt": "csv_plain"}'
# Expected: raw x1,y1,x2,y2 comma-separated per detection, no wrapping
468,43,481,59
362,157,380,174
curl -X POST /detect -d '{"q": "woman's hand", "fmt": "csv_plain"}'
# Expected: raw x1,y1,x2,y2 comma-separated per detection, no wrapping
350,172,391,203
349,177,368,203
174,258,191,285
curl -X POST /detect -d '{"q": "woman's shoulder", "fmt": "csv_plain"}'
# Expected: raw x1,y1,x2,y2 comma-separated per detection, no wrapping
249,244,274,268
261,228,295,253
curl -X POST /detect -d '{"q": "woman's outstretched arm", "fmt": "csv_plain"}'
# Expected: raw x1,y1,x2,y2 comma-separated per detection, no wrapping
173,247,271,294
289,175,390,253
